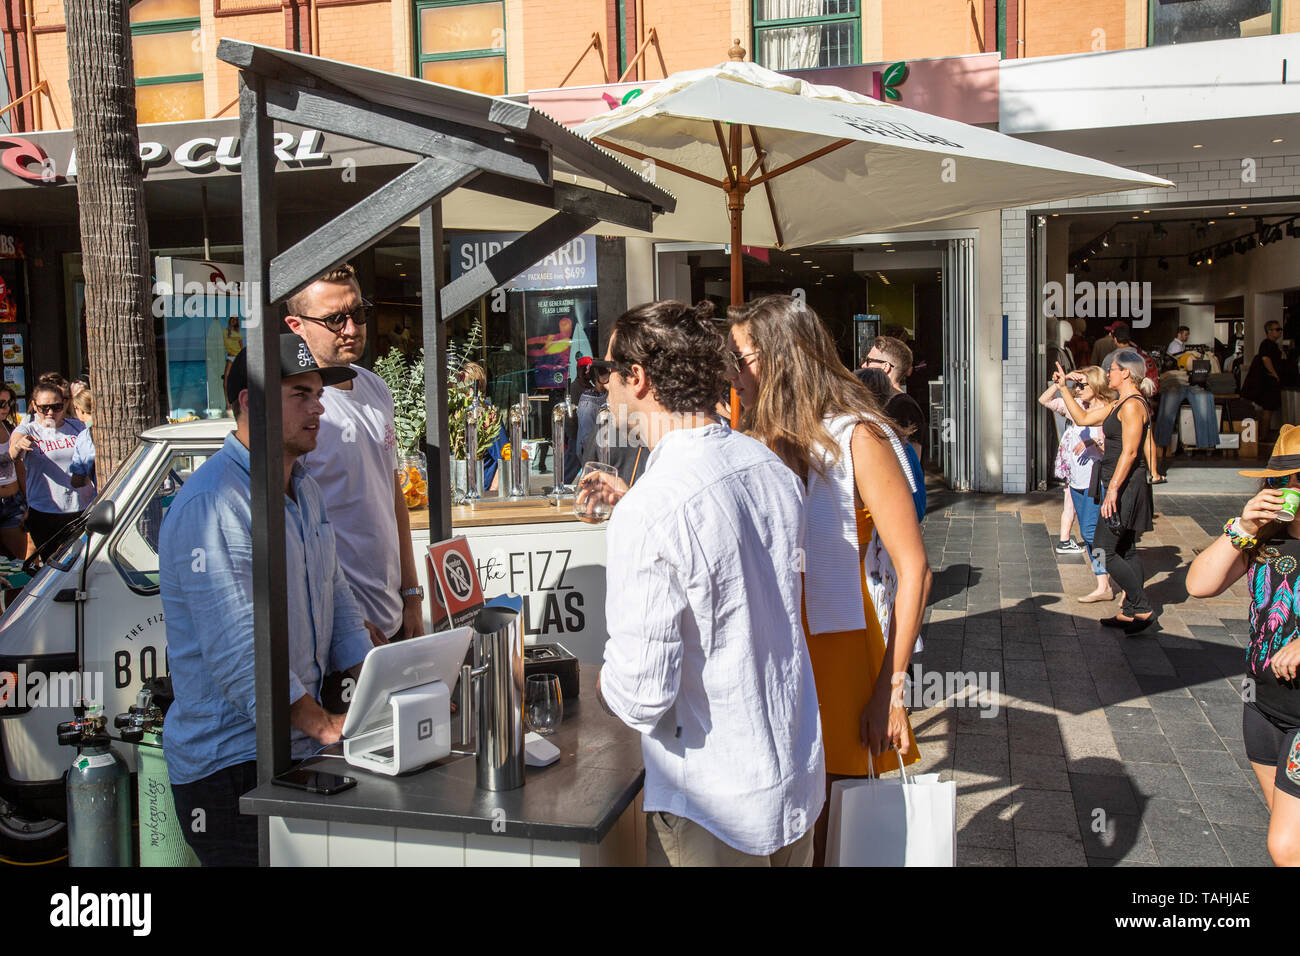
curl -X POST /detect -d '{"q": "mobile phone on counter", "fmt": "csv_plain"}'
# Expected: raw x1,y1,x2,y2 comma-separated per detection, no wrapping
272,766,357,795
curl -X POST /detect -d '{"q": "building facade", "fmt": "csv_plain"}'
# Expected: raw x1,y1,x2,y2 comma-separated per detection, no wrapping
1,1,1299,489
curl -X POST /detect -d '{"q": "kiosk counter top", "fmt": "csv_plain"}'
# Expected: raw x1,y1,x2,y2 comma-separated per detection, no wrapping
408,501,583,530
240,670,647,865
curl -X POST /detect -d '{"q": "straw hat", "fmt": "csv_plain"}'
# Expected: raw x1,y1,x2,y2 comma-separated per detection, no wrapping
1240,424,1300,477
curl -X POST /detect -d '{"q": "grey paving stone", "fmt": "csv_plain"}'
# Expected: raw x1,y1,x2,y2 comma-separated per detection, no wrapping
1075,811,1157,863
1175,748,1254,786
1213,824,1275,867
1190,783,1271,828
1125,763,1194,801
1157,719,1228,752
1069,772,1141,816
1004,641,1045,662
1006,787,1081,834
1011,751,1071,791
958,845,1017,867
1015,828,1087,866
1105,706,1161,735
957,807,1015,850
1149,691,1206,723
1112,732,1179,765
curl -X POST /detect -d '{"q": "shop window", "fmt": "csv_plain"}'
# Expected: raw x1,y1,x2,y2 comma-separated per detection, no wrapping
130,0,203,124
1149,0,1278,45
415,0,506,95
754,0,859,71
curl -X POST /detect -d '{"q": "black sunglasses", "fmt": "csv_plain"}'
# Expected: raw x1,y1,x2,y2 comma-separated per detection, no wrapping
297,299,374,333
590,359,626,385
33,403,63,414
1266,474,1296,488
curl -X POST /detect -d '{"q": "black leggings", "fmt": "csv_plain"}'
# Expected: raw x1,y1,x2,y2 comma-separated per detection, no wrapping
1092,520,1150,616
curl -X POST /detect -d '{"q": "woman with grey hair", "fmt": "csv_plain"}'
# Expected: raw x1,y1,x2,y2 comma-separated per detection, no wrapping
1052,349,1157,633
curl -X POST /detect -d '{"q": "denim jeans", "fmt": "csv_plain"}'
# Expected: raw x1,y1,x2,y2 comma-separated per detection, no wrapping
1069,486,1104,575
1154,385,1217,449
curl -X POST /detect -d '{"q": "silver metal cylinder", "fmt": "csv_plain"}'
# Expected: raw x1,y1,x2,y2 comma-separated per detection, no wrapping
471,603,526,791
465,394,481,501
508,396,526,498
551,396,573,499
595,402,613,466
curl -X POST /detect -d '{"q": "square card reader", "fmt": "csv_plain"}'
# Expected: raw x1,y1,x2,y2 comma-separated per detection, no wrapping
341,627,473,776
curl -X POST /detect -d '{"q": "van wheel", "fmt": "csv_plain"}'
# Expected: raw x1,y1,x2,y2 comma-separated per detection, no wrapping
0,797,66,864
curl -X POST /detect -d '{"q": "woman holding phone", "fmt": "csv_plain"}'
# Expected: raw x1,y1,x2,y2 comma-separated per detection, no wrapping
1038,366,1115,602
1052,350,1157,633
727,294,932,865
1186,426,1300,865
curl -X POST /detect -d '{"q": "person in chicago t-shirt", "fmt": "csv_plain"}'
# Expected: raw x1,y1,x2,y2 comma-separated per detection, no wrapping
9,381,94,559
1188,426,1300,866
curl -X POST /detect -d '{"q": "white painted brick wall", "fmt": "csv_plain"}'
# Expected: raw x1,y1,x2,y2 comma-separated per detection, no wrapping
997,148,1299,493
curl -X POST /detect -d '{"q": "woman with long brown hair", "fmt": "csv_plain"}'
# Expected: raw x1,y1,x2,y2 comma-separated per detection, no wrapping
727,294,932,864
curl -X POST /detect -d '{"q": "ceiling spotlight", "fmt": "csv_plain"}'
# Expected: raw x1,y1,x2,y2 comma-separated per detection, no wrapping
1132,215,1140,220
1193,144,1204,149
1228,211,1236,216
1101,234,1110,248
1158,257,1169,270
1208,220,1216,225
1206,256,1213,265
1274,138,1285,143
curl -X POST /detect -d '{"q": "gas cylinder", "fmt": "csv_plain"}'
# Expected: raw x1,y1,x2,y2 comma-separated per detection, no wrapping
61,705,132,867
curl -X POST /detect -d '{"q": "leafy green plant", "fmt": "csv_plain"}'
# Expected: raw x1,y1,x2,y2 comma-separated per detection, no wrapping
372,323,502,461
373,346,427,457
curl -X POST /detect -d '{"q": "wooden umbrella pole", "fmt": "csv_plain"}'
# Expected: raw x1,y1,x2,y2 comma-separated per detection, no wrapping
727,123,746,427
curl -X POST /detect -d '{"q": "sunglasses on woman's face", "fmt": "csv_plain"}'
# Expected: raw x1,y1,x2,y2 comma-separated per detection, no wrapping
33,403,64,414
1267,474,1297,489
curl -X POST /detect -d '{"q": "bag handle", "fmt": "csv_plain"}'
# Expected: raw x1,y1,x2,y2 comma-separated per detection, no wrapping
866,746,911,784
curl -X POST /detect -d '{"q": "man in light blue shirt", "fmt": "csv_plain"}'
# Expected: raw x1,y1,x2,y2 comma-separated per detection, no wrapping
159,334,373,867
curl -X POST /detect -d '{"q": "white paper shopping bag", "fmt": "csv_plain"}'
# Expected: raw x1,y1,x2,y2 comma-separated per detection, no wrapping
825,752,956,867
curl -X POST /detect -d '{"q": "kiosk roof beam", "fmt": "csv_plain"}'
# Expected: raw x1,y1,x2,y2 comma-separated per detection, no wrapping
439,211,599,320
270,156,480,305
464,173,655,233
263,80,552,187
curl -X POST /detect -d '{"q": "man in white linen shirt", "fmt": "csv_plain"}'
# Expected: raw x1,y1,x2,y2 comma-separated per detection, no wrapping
591,299,824,867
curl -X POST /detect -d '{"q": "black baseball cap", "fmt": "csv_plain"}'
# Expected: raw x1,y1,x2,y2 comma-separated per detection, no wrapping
225,333,357,407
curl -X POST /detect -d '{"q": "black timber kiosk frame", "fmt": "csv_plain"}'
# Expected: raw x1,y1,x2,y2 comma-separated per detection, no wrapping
216,39,673,864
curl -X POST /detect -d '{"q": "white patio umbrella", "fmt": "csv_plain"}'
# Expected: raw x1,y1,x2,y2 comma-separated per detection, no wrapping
569,57,1172,306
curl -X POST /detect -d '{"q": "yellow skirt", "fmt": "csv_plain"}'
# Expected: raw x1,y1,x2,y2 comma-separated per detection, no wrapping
802,507,919,777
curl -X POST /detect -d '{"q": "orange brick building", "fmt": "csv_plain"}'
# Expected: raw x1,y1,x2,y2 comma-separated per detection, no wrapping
7,1,1299,133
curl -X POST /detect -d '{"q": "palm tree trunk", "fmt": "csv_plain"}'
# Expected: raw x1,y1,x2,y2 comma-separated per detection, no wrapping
64,0,160,477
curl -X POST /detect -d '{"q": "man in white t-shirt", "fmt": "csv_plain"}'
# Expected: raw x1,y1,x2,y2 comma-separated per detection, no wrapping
1167,325,1190,358
285,264,423,647
10,382,95,558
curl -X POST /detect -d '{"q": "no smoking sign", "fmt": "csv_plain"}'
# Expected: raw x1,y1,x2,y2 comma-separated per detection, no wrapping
427,536,485,629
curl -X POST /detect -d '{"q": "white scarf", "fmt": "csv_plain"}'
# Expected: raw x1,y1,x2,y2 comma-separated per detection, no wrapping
804,414,916,638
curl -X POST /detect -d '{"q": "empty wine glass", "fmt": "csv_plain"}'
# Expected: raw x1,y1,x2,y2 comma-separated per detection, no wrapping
525,673,563,736
573,461,619,522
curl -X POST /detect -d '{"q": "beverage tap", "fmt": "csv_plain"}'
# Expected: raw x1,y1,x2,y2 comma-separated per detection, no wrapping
464,386,482,501
508,393,527,498
551,394,574,503
595,402,613,466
